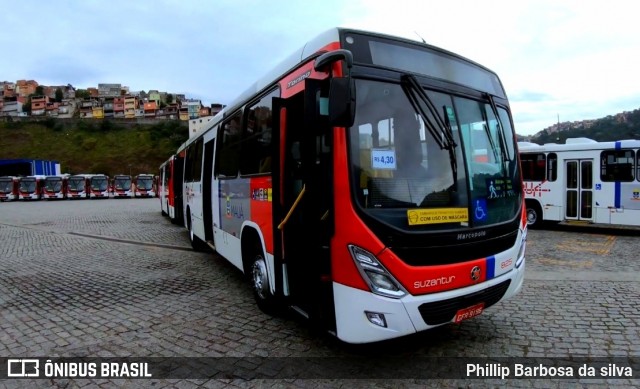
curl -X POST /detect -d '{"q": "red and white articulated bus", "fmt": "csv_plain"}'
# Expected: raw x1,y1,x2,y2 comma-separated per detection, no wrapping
43,174,69,200
159,155,184,224
112,175,133,198
18,175,46,200
89,174,110,199
133,174,156,198
171,28,526,344
67,174,92,199
0,176,20,201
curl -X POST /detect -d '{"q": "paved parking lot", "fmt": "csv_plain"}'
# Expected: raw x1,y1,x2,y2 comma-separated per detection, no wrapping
0,199,638,388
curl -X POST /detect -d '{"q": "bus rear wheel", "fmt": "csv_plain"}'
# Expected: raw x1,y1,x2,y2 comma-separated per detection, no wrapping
526,201,543,229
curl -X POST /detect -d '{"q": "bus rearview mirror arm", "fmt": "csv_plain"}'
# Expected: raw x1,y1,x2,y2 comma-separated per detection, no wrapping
314,50,356,128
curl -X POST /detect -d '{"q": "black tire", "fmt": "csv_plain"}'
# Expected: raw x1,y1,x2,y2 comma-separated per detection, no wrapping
250,250,279,314
526,201,543,229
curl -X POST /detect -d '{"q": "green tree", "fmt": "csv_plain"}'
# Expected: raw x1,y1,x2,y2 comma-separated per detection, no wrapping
166,93,173,104
55,88,64,102
76,89,91,99
35,85,44,96
22,100,31,114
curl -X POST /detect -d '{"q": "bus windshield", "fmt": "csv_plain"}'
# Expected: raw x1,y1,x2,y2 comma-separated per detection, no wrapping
45,177,62,192
114,177,131,190
137,177,153,190
91,177,108,191
350,78,521,230
68,178,85,191
0,179,12,193
20,179,36,193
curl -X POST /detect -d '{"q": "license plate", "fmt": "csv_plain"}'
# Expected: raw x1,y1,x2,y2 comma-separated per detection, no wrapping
454,302,485,323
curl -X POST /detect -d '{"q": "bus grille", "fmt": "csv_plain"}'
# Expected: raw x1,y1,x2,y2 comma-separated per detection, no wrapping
392,231,518,266
417,280,511,325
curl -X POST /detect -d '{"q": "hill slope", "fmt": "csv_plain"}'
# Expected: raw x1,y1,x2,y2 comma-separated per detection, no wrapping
0,119,188,176
528,107,640,144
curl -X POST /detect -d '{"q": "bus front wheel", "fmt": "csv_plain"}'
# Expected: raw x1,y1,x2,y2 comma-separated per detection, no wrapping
250,252,279,314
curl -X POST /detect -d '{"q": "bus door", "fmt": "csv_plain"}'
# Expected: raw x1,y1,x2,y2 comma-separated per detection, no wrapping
272,79,335,326
565,159,593,221
173,154,185,226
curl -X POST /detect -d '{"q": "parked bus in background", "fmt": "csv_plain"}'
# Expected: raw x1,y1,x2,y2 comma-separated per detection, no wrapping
172,28,526,344
43,174,69,200
112,175,133,198
159,159,170,216
133,174,156,198
159,154,184,224
18,175,46,200
0,176,20,201
89,174,110,199
519,137,640,228
67,174,92,199
154,175,160,198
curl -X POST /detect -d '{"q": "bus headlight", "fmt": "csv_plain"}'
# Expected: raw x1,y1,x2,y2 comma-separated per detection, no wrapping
348,245,406,299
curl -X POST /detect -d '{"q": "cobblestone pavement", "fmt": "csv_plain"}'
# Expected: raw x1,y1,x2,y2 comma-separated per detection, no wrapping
0,199,638,388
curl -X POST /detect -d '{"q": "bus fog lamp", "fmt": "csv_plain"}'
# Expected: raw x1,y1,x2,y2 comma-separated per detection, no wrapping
365,311,387,328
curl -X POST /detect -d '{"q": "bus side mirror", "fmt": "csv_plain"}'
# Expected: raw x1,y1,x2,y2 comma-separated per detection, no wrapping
314,49,356,128
327,77,355,128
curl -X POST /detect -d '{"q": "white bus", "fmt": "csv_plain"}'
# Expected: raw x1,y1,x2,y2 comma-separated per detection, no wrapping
67,174,93,199
89,174,110,199
112,175,133,198
43,174,70,200
133,174,156,198
519,137,640,228
0,176,20,201
18,175,47,200
171,27,526,344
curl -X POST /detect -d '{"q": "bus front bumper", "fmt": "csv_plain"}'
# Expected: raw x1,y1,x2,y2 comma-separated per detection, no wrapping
333,260,525,344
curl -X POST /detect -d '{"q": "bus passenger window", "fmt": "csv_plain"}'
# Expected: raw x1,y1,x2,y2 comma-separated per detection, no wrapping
547,153,557,181
240,89,277,176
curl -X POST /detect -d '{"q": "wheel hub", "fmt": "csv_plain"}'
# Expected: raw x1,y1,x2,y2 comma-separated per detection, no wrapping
252,258,269,300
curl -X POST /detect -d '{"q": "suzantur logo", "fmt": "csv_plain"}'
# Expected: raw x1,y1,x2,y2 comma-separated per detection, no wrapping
414,276,455,289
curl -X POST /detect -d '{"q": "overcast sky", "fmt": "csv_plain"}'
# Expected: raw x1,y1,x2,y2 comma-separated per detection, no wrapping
2,0,639,136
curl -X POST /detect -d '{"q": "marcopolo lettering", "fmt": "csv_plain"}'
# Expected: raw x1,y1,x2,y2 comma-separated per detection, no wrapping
457,230,487,240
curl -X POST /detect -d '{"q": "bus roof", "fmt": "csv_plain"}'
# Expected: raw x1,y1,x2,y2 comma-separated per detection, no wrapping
519,138,640,153
182,27,504,147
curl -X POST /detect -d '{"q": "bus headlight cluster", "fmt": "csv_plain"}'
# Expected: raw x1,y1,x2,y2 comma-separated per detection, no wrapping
515,232,526,268
348,245,407,299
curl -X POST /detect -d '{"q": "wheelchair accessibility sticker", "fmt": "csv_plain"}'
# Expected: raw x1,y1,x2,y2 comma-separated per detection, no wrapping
474,199,488,221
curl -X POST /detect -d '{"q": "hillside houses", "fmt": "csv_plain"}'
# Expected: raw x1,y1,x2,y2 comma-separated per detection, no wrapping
0,79,223,121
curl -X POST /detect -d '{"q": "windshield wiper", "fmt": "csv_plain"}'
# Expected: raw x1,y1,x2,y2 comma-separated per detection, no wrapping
400,74,458,186
484,92,510,164
401,74,456,150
